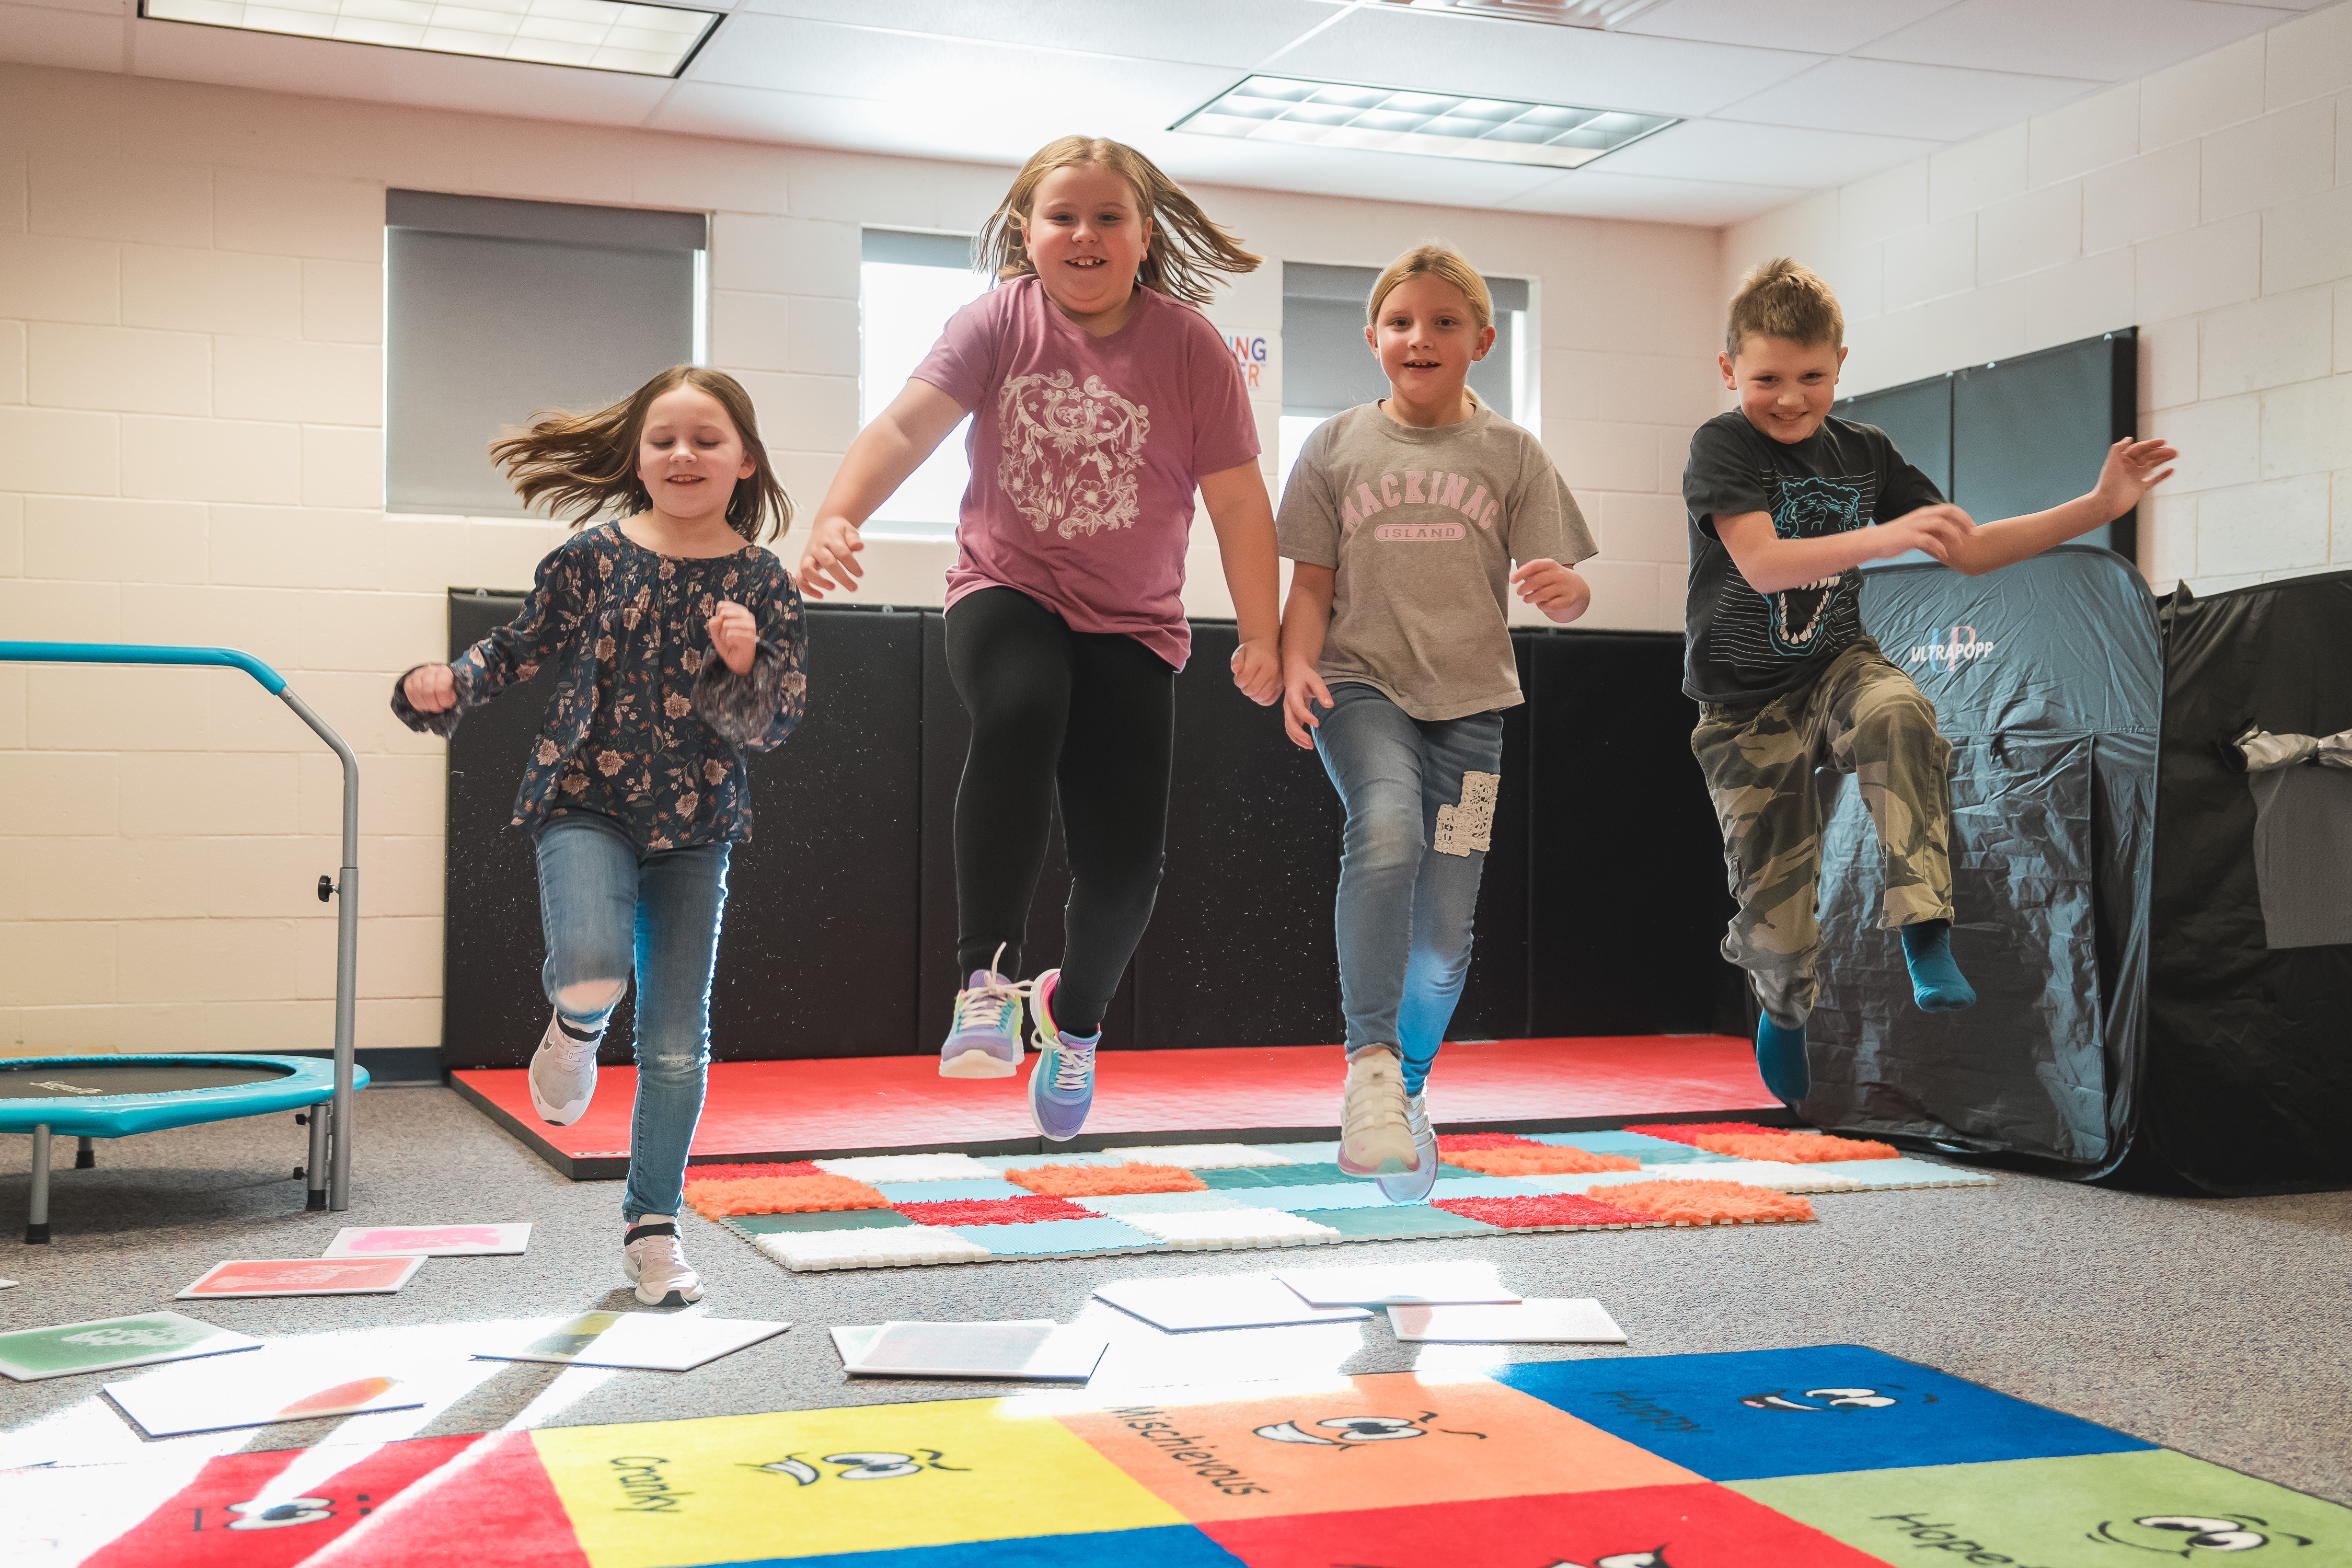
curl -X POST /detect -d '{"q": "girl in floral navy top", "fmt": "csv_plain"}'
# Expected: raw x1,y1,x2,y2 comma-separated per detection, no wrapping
393,366,805,1307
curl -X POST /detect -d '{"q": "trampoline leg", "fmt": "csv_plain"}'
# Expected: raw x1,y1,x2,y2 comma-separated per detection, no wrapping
74,1136,94,1170
27,1125,51,1245
305,1105,329,1212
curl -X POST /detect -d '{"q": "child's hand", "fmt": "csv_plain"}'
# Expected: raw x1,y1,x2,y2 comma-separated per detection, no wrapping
708,600,759,675
1875,504,1975,563
797,515,864,599
2091,437,2178,517
1230,637,1281,708
1281,661,1332,750
1511,558,1591,624
403,663,456,712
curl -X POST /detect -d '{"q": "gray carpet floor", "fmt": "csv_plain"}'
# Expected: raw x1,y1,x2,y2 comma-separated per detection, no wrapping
2,1085,2346,1508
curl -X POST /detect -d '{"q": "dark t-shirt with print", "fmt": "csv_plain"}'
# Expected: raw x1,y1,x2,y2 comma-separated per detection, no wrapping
1679,410,1943,705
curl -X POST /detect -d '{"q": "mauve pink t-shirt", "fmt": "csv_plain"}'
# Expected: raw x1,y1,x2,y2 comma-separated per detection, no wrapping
912,275,1260,670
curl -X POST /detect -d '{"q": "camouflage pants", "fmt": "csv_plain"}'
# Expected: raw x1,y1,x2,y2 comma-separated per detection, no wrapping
1691,639,1954,1029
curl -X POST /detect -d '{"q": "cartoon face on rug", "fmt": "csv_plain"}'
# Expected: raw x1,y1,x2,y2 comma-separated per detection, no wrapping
747,1450,967,1485
1737,1385,1926,1413
1765,476,1861,655
1251,1412,1487,1447
1544,1550,1675,1568
2088,1514,2313,1555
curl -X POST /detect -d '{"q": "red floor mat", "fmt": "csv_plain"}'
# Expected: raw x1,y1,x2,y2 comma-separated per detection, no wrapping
454,1036,1779,1179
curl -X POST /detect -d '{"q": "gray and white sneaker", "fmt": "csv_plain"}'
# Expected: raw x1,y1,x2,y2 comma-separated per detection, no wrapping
1336,1046,1419,1177
1376,1091,1439,1204
528,1010,600,1125
622,1217,703,1306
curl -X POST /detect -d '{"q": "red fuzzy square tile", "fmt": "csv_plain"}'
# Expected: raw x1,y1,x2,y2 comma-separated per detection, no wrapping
1003,1162,1207,1196
1442,1146,1641,1177
1433,1193,1656,1229
1433,1132,1545,1152
1597,1178,1816,1225
686,1160,824,1181
1696,1131,1899,1163
892,1194,1097,1227
1623,1120,1793,1147
682,1173,889,1218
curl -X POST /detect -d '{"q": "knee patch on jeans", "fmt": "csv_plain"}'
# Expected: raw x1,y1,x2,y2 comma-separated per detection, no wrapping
556,979,626,1020
1432,771,1500,858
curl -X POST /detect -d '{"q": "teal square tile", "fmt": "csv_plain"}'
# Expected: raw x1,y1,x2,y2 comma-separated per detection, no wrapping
1291,1206,1498,1238
1200,1162,1350,1189
947,1217,1162,1255
1214,1181,1388,1210
727,1209,914,1235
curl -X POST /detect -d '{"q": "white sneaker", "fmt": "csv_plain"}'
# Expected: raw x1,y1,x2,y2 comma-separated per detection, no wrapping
1376,1091,1439,1204
622,1217,703,1306
1337,1046,1418,1177
528,1010,600,1125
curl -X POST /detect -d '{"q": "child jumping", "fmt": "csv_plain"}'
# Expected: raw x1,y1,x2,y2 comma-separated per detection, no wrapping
1278,244,1595,1200
797,135,1281,1142
1685,259,2175,1106
393,366,805,1304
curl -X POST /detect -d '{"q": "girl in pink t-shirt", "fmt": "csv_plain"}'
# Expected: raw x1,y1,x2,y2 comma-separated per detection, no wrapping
798,135,1281,1141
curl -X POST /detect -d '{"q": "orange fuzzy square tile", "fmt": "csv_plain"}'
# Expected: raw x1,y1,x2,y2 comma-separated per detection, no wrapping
683,1173,890,1218
1442,1146,1641,1176
1694,1132,1899,1163
1002,1162,1207,1197
1592,1179,1815,1225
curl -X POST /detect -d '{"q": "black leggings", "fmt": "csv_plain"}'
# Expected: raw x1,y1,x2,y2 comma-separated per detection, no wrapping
945,586,1174,1037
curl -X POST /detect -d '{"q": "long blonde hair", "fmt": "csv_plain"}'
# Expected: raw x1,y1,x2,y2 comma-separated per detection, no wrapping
975,135,1260,307
488,366,792,543
1368,242,1494,332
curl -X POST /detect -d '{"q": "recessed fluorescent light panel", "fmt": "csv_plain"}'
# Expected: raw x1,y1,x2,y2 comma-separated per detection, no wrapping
1174,76,1676,170
139,0,719,77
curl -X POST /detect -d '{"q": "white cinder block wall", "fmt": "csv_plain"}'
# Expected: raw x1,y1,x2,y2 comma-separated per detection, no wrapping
0,62,1714,1058
1721,4,2352,596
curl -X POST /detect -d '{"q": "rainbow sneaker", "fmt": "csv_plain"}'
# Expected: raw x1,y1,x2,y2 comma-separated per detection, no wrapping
939,969,1026,1079
1026,969,1098,1143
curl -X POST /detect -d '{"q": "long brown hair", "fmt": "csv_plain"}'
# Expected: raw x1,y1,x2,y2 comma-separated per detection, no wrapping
975,135,1260,307
489,366,792,543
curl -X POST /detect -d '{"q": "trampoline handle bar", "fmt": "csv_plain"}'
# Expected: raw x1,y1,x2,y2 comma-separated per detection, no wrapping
0,641,360,1213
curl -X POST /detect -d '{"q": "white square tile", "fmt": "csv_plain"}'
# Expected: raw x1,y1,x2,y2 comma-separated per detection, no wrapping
814,1152,997,1183
1113,1209,1342,1250
754,1226,995,1272
1098,1143,1296,1169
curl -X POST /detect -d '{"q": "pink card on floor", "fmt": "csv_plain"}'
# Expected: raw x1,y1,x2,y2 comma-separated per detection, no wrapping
322,1224,531,1258
180,1258,423,1298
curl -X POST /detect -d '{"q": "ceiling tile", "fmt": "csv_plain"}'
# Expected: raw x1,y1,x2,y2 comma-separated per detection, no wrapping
1715,55,2099,142
728,0,1341,71
1595,114,1943,189
1853,0,2293,80
1271,3,1826,118
1500,168,1810,225
1621,0,1959,55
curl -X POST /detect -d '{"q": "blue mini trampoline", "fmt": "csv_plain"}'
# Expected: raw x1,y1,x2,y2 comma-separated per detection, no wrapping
0,642,366,1242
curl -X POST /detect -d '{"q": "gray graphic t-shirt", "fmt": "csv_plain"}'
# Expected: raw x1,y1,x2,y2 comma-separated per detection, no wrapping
1278,402,1595,721
1680,410,1943,705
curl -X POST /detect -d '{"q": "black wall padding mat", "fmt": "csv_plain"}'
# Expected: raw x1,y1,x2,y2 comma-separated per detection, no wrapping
1525,631,1745,1037
2146,568,2352,1194
441,594,926,1067
1804,548,2159,1170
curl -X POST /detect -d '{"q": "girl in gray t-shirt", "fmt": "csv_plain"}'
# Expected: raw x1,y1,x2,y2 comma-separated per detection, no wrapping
1275,244,1598,1202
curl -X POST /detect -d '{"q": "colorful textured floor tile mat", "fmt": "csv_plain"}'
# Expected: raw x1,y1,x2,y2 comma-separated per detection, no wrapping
11,1345,2341,1566
684,1125,1985,1272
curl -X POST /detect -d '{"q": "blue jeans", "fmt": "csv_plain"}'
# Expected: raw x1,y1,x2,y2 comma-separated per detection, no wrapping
534,812,730,1222
1313,684,1505,1098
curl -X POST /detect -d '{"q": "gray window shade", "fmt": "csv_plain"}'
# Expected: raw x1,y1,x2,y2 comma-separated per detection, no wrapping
386,190,706,517
1282,261,1526,421
862,228,976,268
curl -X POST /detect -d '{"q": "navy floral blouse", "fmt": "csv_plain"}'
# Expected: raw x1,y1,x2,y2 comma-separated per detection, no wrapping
391,524,807,849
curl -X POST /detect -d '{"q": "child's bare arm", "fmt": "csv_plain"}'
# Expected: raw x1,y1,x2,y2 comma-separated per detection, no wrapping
1942,437,2177,575
1716,505,1975,594
1278,562,1335,750
1198,459,1283,708
798,379,967,598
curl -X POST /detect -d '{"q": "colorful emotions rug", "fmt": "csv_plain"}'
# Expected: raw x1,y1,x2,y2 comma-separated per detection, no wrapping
9,1345,2341,1566
680,1124,1993,1272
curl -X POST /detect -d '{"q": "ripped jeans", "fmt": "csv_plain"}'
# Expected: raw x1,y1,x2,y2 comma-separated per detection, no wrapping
534,811,730,1222
1312,683,1506,1097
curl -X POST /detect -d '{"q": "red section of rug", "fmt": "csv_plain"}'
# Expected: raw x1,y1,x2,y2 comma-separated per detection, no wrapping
894,1194,1097,1227
1623,1120,1793,1146
1432,1193,1655,1229
455,1035,1771,1162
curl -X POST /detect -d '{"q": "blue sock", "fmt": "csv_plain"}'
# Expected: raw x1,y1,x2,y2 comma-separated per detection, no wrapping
1754,1011,1809,1106
1900,919,1977,1012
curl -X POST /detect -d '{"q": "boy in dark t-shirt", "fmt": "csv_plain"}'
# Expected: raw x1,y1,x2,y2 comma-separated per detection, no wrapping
1682,258,2177,1107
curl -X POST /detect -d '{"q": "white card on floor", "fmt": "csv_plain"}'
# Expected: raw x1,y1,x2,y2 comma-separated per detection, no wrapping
0,1279,16,1290
1387,1298,1628,1344
835,1320,1107,1381
105,1363,423,1437
476,1311,789,1372
324,1224,531,1258
1275,1261,1520,1308
1094,1276,1372,1332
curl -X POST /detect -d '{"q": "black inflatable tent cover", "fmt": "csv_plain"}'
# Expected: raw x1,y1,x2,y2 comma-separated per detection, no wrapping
1804,547,2160,1177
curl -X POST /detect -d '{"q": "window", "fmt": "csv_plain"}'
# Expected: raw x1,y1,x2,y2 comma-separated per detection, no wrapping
385,190,706,516
860,229,990,536
1278,261,1531,494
